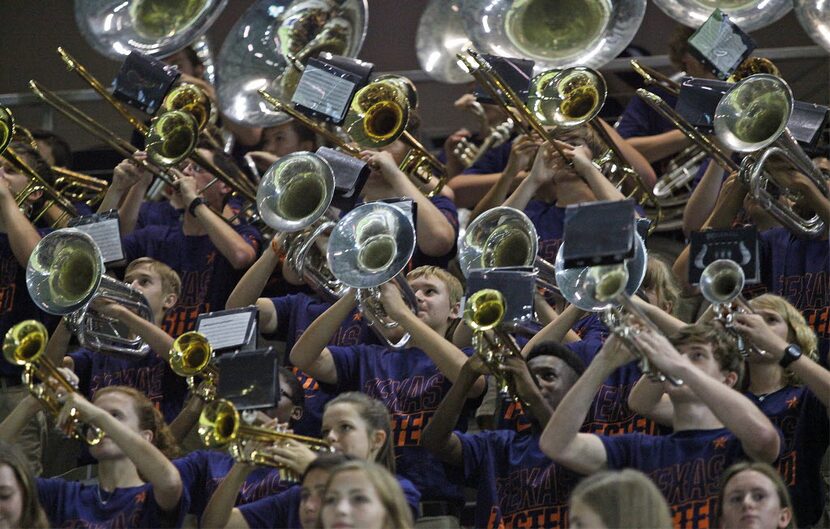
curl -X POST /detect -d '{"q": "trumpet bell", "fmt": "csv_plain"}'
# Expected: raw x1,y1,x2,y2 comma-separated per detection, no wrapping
464,289,506,332
256,152,335,232
146,110,199,167
0,105,14,155
199,399,239,447
459,207,539,277
714,74,793,153
327,202,415,289
460,0,646,70
700,259,745,306
3,320,48,367
170,331,213,377
529,67,607,129
74,0,228,60
27,229,104,315
554,232,647,312
216,0,368,127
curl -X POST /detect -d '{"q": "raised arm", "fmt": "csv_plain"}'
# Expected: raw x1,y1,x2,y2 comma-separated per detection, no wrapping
469,135,539,220
595,119,657,188
90,300,174,361
627,374,674,426
521,304,586,356
200,461,253,529
682,160,727,238
0,172,41,266
226,238,284,334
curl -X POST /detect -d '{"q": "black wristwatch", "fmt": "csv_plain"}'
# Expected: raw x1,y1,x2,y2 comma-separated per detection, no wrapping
188,197,206,217
779,343,802,368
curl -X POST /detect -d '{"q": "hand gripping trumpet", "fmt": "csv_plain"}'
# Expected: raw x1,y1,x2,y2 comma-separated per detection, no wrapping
3,320,104,444
199,399,333,482
463,289,530,409
699,259,762,358
169,331,218,401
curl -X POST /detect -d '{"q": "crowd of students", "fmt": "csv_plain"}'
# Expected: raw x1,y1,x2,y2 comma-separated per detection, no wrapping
0,26,827,529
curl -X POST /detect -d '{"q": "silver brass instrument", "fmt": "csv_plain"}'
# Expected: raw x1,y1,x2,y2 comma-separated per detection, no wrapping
460,0,646,70
795,0,830,52
459,207,558,294
652,0,792,32
257,152,346,301
327,202,418,350
3,320,105,445
699,259,759,358
169,331,217,401
27,229,155,358
217,0,368,127
415,0,472,84
714,74,828,238
199,398,332,482
464,288,530,408
74,0,228,60
454,118,515,169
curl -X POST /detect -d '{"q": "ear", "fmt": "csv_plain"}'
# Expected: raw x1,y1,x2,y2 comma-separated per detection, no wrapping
371,429,387,453
162,292,178,311
140,429,154,445
778,507,792,528
290,406,303,422
722,370,738,388
449,300,461,320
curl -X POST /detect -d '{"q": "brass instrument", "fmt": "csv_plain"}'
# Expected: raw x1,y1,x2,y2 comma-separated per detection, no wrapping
170,331,217,401
459,207,558,294
795,0,830,52
453,118,515,168
257,152,346,301
327,202,418,350
52,167,108,209
699,259,759,358
27,229,155,358
652,0,792,32
714,74,828,238
199,398,333,482
630,59,680,97
464,289,529,408
0,105,13,154
415,0,472,84
3,320,104,444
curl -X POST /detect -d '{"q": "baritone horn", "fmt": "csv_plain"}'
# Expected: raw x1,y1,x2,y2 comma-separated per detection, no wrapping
169,331,218,401
3,320,104,444
199,399,333,482
464,289,530,408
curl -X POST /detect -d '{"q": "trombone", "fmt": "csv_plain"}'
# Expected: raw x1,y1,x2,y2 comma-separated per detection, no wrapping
464,289,530,409
169,331,218,401
199,399,333,482
3,320,104,444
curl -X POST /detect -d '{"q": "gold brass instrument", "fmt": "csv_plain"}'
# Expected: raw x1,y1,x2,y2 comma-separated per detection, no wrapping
52,167,109,209
458,206,558,294
464,289,529,408
699,259,760,358
630,59,680,97
170,331,218,401
714,74,828,238
3,320,105,444
0,105,13,154
27,229,155,358
257,151,346,301
327,202,418,350
452,100,515,168
199,398,333,482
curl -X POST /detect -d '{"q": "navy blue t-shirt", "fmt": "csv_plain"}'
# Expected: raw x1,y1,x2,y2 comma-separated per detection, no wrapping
458,429,579,529
136,200,183,230
122,223,262,337
601,428,761,529
36,478,189,529
328,342,475,505
615,87,678,140
173,450,289,518
462,140,513,175
748,385,828,527
524,199,566,264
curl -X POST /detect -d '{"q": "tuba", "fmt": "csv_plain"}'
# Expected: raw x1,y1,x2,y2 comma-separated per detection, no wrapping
652,0,792,32
3,320,105,444
327,202,418,350
714,74,828,238
795,0,830,53
199,398,332,482
464,289,529,408
169,331,218,401
459,207,557,294
257,152,345,301
699,259,759,358
415,0,472,84
27,229,155,358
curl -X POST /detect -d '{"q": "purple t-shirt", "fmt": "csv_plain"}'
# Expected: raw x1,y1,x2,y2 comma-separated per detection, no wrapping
268,292,375,437
748,385,828,527
239,476,421,528
69,347,188,424
173,450,289,518
122,223,262,337
458,429,579,529
524,200,566,265
327,342,475,505
462,140,513,175
36,478,188,529
615,86,677,140
409,195,459,271
600,428,758,529
136,200,183,230
757,227,829,363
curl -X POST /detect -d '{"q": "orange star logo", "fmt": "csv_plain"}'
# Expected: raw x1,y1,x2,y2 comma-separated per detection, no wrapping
352,312,363,322
713,436,728,449
206,251,216,265
786,395,799,409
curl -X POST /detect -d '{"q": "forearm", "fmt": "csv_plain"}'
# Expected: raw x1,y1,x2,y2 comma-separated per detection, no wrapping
789,355,830,408
118,182,152,235
201,463,253,529
391,179,455,256
97,184,131,214
502,176,540,211
627,375,673,426
632,299,686,334
421,367,477,461
168,395,205,443
45,320,73,365
597,120,656,187
0,195,41,265
192,204,256,269
289,291,355,370
469,165,522,221
579,162,626,202
682,162,726,237
116,309,174,360
627,130,690,163
522,304,586,355
227,249,280,309
0,395,40,441
449,171,520,210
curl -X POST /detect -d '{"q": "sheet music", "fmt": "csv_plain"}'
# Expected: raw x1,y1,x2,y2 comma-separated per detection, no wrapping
292,64,356,121
72,218,124,264
197,310,254,350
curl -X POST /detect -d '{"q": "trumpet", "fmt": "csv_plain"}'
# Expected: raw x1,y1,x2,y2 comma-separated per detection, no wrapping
699,259,760,358
199,399,332,482
3,320,104,444
463,289,529,409
169,331,218,401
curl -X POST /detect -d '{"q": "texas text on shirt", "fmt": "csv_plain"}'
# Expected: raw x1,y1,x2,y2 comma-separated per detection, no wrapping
327,342,477,507
122,222,262,337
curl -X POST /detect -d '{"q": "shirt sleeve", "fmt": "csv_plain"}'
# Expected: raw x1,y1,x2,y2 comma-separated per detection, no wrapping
238,487,296,529
36,477,69,525
234,222,263,256
172,452,209,515
598,433,642,469
457,430,512,485
396,477,422,521
68,348,94,397
461,140,512,175
328,345,363,393
264,294,299,342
